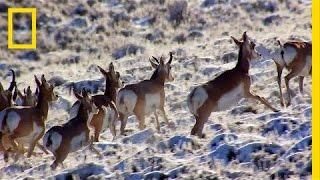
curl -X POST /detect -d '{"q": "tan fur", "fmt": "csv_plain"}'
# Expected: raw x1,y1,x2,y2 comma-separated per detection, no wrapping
188,32,278,137
117,52,174,134
0,75,58,158
274,41,312,106
44,90,99,169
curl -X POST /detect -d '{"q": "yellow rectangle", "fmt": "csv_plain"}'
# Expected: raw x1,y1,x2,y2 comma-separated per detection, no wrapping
7,8,37,49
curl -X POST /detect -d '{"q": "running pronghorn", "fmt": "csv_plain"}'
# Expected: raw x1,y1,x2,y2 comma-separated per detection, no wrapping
187,32,279,137
14,86,38,107
43,89,99,169
70,63,122,141
0,69,16,111
270,40,311,107
0,75,58,158
116,52,174,135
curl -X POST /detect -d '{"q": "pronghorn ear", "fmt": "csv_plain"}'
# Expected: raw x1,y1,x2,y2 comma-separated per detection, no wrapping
74,89,82,100
24,88,26,94
97,66,107,76
231,36,242,47
27,86,32,94
35,75,41,87
0,82,3,92
149,59,158,69
167,52,173,64
277,39,283,48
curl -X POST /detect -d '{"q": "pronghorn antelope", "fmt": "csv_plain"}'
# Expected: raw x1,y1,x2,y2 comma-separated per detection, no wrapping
43,89,99,169
270,40,312,107
0,75,58,158
187,32,279,137
70,63,122,141
0,69,16,111
14,86,38,107
116,52,174,135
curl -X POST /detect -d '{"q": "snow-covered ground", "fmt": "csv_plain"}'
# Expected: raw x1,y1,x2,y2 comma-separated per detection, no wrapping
0,0,311,179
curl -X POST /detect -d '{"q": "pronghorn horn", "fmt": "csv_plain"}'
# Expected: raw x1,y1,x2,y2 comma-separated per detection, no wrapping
152,56,159,64
8,69,16,92
0,82,4,92
41,74,46,83
242,31,248,41
167,52,173,64
159,56,164,65
109,62,115,73
24,88,26,94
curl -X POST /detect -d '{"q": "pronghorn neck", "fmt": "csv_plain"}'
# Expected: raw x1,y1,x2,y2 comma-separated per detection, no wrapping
75,103,89,122
150,68,166,85
235,46,250,73
36,92,49,119
104,80,117,102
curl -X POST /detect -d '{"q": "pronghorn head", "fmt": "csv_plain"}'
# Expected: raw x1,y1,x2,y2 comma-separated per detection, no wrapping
74,88,98,115
149,52,174,82
231,32,261,61
15,86,38,106
98,62,123,88
35,75,58,102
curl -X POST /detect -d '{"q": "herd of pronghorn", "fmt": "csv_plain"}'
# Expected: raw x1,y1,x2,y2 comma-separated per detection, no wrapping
0,32,312,169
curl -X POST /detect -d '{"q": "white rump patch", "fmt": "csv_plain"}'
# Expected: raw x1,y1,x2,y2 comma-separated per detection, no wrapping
7,111,21,133
116,90,137,115
144,93,161,115
43,131,62,152
216,83,244,111
188,87,208,116
70,132,87,152
299,55,312,76
283,46,297,65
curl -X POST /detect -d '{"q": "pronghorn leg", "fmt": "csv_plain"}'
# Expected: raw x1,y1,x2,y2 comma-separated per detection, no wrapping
119,113,128,135
191,115,199,136
245,92,279,112
27,128,45,158
51,152,68,170
136,114,146,130
285,70,299,106
299,76,304,94
276,64,285,107
160,107,169,125
109,117,117,138
154,111,160,133
37,143,49,154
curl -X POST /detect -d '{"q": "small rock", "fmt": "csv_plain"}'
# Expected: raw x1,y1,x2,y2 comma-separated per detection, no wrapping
173,33,186,43
168,0,188,26
48,76,67,87
188,30,203,39
70,18,87,28
0,2,9,13
263,14,281,26
72,4,88,16
87,0,96,7
145,29,164,43
112,44,145,59
121,29,134,37
133,16,156,27
17,51,39,61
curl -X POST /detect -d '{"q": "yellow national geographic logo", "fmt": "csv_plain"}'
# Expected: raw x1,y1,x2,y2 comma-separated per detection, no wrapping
7,8,37,49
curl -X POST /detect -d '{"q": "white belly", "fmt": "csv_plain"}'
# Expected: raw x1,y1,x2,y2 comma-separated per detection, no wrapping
298,55,311,76
215,84,244,111
16,122,43,146
70,132,87,152
144,93,161,115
